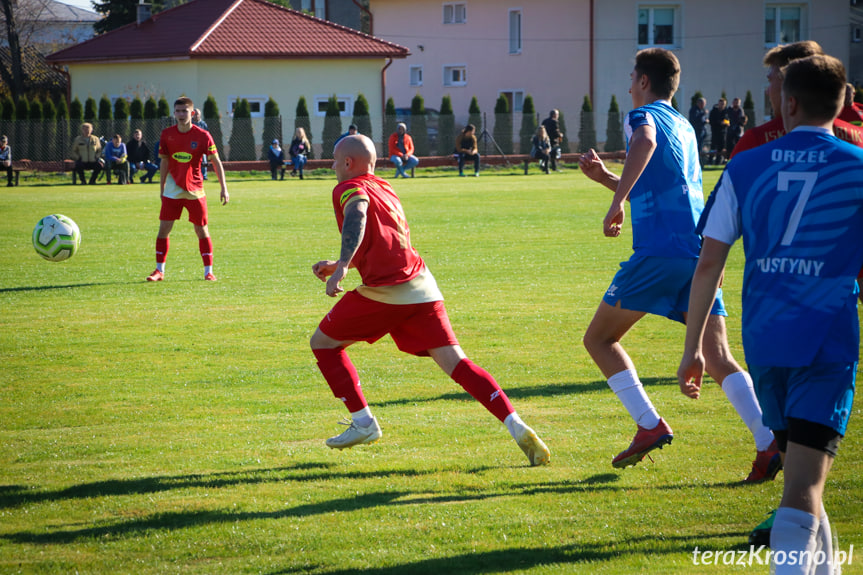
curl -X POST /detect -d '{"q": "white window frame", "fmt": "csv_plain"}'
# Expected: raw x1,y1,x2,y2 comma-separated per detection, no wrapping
443,2,466,24
228,95,267,118
313,95,353,117
636,4,680,49
410,65,424,87
764,3,807,47
499,90,525,113
509,9,522,54
443,64,468,87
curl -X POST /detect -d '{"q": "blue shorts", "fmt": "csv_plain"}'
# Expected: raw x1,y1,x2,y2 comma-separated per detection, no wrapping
749,362,856,436
603,255,726,323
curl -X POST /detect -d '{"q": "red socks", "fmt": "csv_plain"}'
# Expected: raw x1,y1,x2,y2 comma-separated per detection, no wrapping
313,348,368,412
451,359,514,422
199,237,213,266
155,237,169,263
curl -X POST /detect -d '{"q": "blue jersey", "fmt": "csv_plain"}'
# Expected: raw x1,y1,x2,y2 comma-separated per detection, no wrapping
624,101,704,258
703,127,863,366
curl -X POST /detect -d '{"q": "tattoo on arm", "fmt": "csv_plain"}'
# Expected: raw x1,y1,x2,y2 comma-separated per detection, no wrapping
340,201,367,265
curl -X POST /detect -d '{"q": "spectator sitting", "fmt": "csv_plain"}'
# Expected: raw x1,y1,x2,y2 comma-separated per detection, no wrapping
531,126,552,173
455,124,480,177
104,134,129,184
334,123,358,149
388,122,419,178
289,127,311,180
0,135,12,187
127,129,158,183
268,139,286,180
70,122,103,185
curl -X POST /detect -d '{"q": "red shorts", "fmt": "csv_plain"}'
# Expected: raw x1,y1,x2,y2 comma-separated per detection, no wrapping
318,290,459,356
160,196,208,226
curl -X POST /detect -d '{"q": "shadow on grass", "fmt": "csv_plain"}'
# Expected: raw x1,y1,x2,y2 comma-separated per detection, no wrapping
376,377,671,408
0,473,629,545
0,461,498,510
0,472,618,544
0,281,128,293
266,530,749,575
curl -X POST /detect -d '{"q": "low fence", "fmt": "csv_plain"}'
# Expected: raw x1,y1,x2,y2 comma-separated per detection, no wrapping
2,113,731,167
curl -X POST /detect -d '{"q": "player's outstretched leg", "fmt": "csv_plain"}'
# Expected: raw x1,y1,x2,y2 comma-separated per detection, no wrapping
312,346,381,449
584,302,671,468
430,346,550,466
605,369,673,468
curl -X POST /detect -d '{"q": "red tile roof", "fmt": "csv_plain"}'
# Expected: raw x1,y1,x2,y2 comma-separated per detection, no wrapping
47,0,408,64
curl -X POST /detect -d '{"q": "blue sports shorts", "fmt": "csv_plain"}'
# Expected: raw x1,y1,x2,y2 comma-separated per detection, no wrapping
749,362,857,436
603,255,726,323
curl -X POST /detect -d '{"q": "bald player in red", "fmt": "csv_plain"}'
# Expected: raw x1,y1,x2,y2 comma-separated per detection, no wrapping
309,134,550,466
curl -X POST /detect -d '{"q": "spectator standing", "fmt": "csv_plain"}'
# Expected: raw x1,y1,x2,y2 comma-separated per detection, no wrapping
455,124,480,177
104,134,129,185
688,97,708,165
541,109,564,171
725,97,747,154
0,135,12,187
387,122,419,178
530,125,551,173
127,129,158,183
192,108,209,180
708,98,729,164
289,128,311,180
70,122,103,185
268,139,286,180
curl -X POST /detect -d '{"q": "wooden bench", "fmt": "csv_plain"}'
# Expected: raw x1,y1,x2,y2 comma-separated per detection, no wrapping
9,160,31,186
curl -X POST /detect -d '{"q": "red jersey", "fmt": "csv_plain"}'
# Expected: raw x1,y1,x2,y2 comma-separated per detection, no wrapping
730,116,863,159
159,124,216,193
332,173,425,287
838,103,863,125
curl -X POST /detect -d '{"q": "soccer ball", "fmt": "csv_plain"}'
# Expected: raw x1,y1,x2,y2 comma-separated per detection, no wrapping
33,214,81,262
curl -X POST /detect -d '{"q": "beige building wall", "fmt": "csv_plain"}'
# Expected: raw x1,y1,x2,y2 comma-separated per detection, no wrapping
67,57,390,155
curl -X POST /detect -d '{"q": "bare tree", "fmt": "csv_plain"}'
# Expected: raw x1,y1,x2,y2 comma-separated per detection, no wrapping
0,0,26,101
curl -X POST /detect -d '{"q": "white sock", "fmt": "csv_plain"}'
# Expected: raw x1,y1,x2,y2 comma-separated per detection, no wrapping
722,371,774,451
770,507,819,574
351,406,373,427
504,412,525,441
812,503,835,575
156,262,165,273
204,265,213,276
607,369,660,429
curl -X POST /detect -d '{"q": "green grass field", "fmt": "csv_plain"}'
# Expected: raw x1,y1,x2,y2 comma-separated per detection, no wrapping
1,165,860,574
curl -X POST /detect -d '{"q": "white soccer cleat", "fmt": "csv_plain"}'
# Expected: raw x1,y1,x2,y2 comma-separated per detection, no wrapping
325,417,382,450
514,423,551,466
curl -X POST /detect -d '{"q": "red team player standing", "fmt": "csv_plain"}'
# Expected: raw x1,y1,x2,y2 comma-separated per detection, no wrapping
309,134,551,466
147,97,229,282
